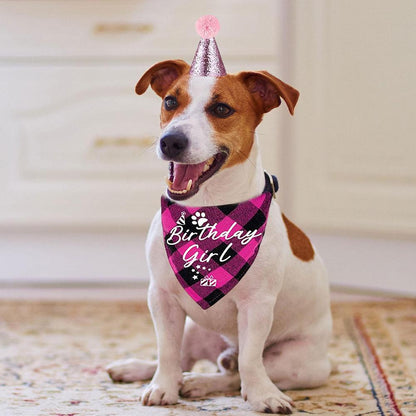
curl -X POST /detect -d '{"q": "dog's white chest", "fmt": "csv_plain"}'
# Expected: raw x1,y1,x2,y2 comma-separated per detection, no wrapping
145,202,297,340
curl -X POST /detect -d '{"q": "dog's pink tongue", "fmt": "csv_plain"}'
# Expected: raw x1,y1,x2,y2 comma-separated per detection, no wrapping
172,162,206,191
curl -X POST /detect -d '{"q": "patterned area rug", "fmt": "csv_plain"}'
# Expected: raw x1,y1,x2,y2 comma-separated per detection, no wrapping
1,299,415,416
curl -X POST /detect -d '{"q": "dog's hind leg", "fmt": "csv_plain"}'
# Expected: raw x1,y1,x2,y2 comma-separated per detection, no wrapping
107,318,228,383
180,347,241,398
106,358,157,382
180,318,229,370
263,334,331,390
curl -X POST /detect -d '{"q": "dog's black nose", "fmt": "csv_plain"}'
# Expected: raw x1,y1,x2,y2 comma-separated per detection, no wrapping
160,133,189,159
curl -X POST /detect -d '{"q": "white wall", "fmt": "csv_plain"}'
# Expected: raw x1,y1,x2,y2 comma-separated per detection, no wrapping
312,233,416,296
0,231,148,285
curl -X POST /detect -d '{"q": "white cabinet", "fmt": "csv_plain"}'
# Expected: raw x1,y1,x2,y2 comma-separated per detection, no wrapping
0,65,165,227
289,0,416,238
0,0,279,58
284,0,416,295
0,0,282,229
1,1,414,291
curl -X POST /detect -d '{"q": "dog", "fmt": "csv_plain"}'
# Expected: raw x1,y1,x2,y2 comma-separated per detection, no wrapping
107,59,332,414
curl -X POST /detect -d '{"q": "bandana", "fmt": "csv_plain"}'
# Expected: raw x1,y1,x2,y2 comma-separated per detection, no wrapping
161,173,278,309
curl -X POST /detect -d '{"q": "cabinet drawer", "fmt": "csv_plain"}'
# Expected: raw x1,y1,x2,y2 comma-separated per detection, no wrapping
0,64,166,227
0,60,281,227
1,65,163,180
0,0,278,59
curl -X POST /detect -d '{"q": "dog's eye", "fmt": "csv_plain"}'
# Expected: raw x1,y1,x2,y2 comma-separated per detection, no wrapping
209,103,234,119
164,96,178,111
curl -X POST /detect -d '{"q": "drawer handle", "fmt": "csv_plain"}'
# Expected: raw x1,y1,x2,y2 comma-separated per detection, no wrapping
93,137,155,148
94,23,154,34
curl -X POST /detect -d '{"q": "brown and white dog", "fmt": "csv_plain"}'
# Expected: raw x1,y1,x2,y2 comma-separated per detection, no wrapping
107,60,332,414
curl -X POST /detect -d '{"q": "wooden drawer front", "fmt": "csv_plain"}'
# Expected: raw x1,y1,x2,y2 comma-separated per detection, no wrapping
1,65,163,179
0,64,166,227
0,0,278,59
0,61,280,227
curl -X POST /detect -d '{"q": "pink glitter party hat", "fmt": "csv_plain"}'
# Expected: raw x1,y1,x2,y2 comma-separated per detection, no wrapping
189,15,226,77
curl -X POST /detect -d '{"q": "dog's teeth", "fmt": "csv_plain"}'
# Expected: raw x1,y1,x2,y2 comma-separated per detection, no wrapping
203,158,214,172
169,188,187,194
167,179,193,194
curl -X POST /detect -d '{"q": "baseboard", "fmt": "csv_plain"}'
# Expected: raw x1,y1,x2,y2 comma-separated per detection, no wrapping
1,230,415,297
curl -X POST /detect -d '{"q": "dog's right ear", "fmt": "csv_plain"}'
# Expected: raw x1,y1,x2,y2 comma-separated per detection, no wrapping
237,71,299,115
135,60,190,97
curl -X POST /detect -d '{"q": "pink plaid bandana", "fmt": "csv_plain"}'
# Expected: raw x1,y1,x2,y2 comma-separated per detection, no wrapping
161,173,278,309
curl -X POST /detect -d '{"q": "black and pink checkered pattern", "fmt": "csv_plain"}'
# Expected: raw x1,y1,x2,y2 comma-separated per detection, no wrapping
160,173,276,309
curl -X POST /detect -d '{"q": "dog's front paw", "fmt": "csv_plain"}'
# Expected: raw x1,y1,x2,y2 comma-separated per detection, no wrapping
242,380,294,414
141,380,179,406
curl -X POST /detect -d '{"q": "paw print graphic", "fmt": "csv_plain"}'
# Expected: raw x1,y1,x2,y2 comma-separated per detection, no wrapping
191,211,208,227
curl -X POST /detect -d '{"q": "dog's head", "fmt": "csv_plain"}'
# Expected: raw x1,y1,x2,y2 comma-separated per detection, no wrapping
136,60,299,200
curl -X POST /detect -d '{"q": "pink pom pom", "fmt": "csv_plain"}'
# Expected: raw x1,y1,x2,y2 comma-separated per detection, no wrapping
195,15,220,39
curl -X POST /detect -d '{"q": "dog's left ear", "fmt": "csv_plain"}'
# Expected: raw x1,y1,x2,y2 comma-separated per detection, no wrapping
238,71,299,115
135,60,190,97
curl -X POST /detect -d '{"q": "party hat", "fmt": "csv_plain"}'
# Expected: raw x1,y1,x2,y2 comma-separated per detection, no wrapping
189,15,226,77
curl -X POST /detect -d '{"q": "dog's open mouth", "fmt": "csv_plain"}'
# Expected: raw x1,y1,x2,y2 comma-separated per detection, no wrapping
165,150,228,200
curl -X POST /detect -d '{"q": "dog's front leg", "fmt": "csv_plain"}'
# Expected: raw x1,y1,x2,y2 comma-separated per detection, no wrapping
141,285,185,406
238,298,294,414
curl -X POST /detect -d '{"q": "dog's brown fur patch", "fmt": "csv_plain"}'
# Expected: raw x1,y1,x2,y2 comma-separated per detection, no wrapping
160,76,191,128
208,75,262,168
208,73,299,169
282,214,314,262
